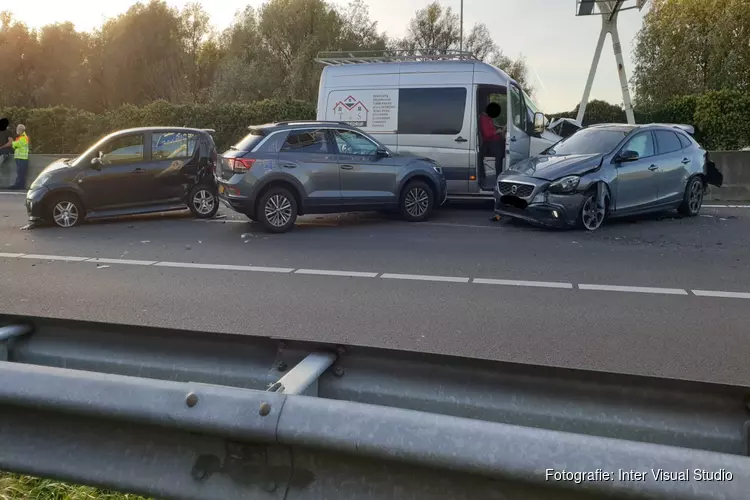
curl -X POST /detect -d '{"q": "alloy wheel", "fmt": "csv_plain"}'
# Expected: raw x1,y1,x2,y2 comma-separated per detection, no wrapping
404,188,429,218
581,196,605,231
53,201,79,228
688,179,703,213
265,194,293,228
192,189,216,215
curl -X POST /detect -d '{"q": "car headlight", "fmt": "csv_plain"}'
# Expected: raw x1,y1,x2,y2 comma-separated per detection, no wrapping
549,175,580,193
30,175,50,189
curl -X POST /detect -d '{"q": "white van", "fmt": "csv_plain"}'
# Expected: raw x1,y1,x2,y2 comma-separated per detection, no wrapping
315,51,568,197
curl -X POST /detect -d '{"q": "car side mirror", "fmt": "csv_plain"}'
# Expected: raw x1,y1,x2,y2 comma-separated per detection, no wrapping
90,156,102,170
376,148,389,158
533,112,546,134
616,150,640,163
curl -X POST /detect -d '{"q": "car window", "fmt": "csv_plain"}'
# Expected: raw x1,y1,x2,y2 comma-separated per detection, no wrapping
398,87,467,135
333,130,379,156
281,129,330,154
622,132,655,158
509,85,527,131
544,128,629,156
654,130,683,154
152,132,198,160
677,133,692,149
101,134,144,165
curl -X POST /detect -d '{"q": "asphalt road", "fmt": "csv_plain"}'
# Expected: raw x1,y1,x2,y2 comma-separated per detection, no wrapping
2,191,750,386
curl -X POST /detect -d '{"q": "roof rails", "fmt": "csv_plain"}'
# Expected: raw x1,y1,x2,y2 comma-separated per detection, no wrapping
270,120,351,127
315,49,479,66
649,123,696,135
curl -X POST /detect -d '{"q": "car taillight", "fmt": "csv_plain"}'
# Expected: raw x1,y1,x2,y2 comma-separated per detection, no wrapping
230,158,255,173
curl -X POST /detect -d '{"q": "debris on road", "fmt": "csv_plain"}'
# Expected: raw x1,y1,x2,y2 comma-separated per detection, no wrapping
96,265,110,269
140,240,151,244
185,245,192,250
241,233,251,239
214,214,227,219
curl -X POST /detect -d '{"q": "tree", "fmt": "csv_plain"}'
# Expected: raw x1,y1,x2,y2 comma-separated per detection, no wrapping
396,2,533,95
490,52,534,96
91,0,188,108
633,0,750,107
33,23,91,109
0,13,40,107
336,0,388,51
181,2,217,101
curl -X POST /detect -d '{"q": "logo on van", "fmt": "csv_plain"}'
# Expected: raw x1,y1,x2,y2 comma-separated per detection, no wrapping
332,95,369,127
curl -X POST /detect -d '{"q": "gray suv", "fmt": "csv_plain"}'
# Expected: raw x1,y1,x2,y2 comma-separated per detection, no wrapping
217,121,448,233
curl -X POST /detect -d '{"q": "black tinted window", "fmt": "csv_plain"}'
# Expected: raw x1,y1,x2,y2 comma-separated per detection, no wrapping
655,130,682,154
233,131,265,152
622,132,655,158
398,88,466,135
152,132,198,160
677,133,692,149
333,130,379,156
101,134,144,165
281,129,330,154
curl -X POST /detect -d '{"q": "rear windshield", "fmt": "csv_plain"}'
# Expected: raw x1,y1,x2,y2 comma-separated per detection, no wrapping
232,131,265,152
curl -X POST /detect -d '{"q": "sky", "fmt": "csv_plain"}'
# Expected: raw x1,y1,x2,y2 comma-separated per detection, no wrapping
13,0,647,113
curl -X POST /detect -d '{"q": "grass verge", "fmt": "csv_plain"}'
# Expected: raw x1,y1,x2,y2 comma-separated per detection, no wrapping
0,473,151,500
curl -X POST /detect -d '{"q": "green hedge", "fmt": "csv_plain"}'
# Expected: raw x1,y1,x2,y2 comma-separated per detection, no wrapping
0,99,316,154
551,90,750,151
4,91,749,154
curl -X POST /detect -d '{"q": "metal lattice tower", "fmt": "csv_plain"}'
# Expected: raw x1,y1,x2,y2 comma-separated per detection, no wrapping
575,0,649,125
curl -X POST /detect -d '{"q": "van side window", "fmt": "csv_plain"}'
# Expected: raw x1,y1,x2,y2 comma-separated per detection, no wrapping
398,88,467,135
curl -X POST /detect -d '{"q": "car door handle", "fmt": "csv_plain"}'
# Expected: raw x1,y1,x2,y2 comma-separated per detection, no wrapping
648,165,658,171
133,167,146,173
454,137,468,143
510,136,517,142
681,158,690,164
340,165,354,170
282,163,296,169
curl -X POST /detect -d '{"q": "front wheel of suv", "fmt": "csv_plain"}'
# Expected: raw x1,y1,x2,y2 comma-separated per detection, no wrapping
258,187,298,233
399,181,435,223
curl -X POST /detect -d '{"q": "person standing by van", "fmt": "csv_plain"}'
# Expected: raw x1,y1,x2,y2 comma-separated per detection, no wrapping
479,103,506,221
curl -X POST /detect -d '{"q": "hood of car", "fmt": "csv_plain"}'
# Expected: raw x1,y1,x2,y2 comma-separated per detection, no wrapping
505,154,603,181
40,158,76,176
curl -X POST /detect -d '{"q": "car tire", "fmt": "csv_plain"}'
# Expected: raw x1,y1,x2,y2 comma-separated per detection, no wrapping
577,191,607,231
47,193,84,228
678,176,704,217
400,181,434,222
257,187,298,233
188,184,219,219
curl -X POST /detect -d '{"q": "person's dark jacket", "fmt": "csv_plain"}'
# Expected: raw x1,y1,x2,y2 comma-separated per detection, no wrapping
0,118,12,155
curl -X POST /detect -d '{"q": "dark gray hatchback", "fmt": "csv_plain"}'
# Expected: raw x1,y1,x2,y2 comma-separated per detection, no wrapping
217,121,447,233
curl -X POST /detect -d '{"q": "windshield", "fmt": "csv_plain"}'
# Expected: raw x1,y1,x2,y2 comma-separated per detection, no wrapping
543,128,629,156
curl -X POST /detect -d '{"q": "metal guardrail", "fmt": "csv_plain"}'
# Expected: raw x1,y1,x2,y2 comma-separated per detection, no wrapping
1,314,749,499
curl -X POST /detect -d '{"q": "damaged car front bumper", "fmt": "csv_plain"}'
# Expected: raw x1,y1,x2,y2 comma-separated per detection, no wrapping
494,191,587,228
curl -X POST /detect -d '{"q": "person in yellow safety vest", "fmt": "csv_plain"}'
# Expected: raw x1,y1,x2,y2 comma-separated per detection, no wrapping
10,124,29,190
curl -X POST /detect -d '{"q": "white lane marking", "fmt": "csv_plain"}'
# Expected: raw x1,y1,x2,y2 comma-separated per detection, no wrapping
21,254,89,262
380,273,470,283
704,205,750,208
474,278,573,289
6,251,750,301
579,284,688,296
0,191,26,196
88,258,157,266
295,269,378,278
154,261,294,273
692,290,750,299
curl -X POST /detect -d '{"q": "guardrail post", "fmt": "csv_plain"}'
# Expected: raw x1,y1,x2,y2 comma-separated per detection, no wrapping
268,351,337,395
0,324,33,361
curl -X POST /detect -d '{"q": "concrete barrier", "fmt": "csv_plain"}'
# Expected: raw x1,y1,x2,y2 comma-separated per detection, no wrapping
2,151,750,201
